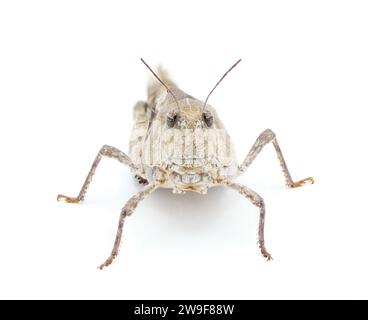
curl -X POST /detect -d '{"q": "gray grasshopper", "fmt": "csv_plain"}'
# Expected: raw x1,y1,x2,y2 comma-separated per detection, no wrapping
58,59,314,269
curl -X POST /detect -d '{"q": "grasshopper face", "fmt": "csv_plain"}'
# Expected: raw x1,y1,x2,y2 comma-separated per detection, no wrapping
142,96,238,194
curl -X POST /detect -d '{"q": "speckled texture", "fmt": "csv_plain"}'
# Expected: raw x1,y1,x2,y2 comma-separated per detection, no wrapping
58,64,313,268
129,67,238,194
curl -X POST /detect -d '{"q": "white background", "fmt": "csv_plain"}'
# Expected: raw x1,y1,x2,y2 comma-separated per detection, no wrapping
0,0,367,300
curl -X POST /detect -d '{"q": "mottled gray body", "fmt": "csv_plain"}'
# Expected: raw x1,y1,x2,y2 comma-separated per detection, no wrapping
129,68,237,194
58,65,313,269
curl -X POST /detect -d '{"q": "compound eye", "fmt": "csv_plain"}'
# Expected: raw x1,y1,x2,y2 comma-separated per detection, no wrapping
203,111,214,127
167,113,178,128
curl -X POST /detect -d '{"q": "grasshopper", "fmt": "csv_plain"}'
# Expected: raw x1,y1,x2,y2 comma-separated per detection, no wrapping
58,58,314,269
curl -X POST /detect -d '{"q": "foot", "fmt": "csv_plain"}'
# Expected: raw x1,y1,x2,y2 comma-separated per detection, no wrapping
290,177,314,188
98,254,117,270
261,250,273,261
259,241,273,261
57,194,81,203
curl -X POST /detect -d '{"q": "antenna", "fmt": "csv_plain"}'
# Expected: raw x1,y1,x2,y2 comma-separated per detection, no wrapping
203,59,242,111
140,58,180,112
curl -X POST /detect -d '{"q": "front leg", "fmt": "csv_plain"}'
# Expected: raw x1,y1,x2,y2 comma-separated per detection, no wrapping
57,145,139,203
238,129,314,188
98,183,159,269
223,180,272,260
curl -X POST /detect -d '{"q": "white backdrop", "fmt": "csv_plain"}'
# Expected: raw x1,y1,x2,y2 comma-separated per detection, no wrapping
1,0,367,299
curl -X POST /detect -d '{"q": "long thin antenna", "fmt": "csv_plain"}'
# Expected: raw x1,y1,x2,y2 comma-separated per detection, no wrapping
203,59,242,111
140,58,180,112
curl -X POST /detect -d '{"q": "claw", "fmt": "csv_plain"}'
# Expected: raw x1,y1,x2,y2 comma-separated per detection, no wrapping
57,194,81,204
263,252,273,261
290,177,314,188
259,241,273,261
98,254,117,270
